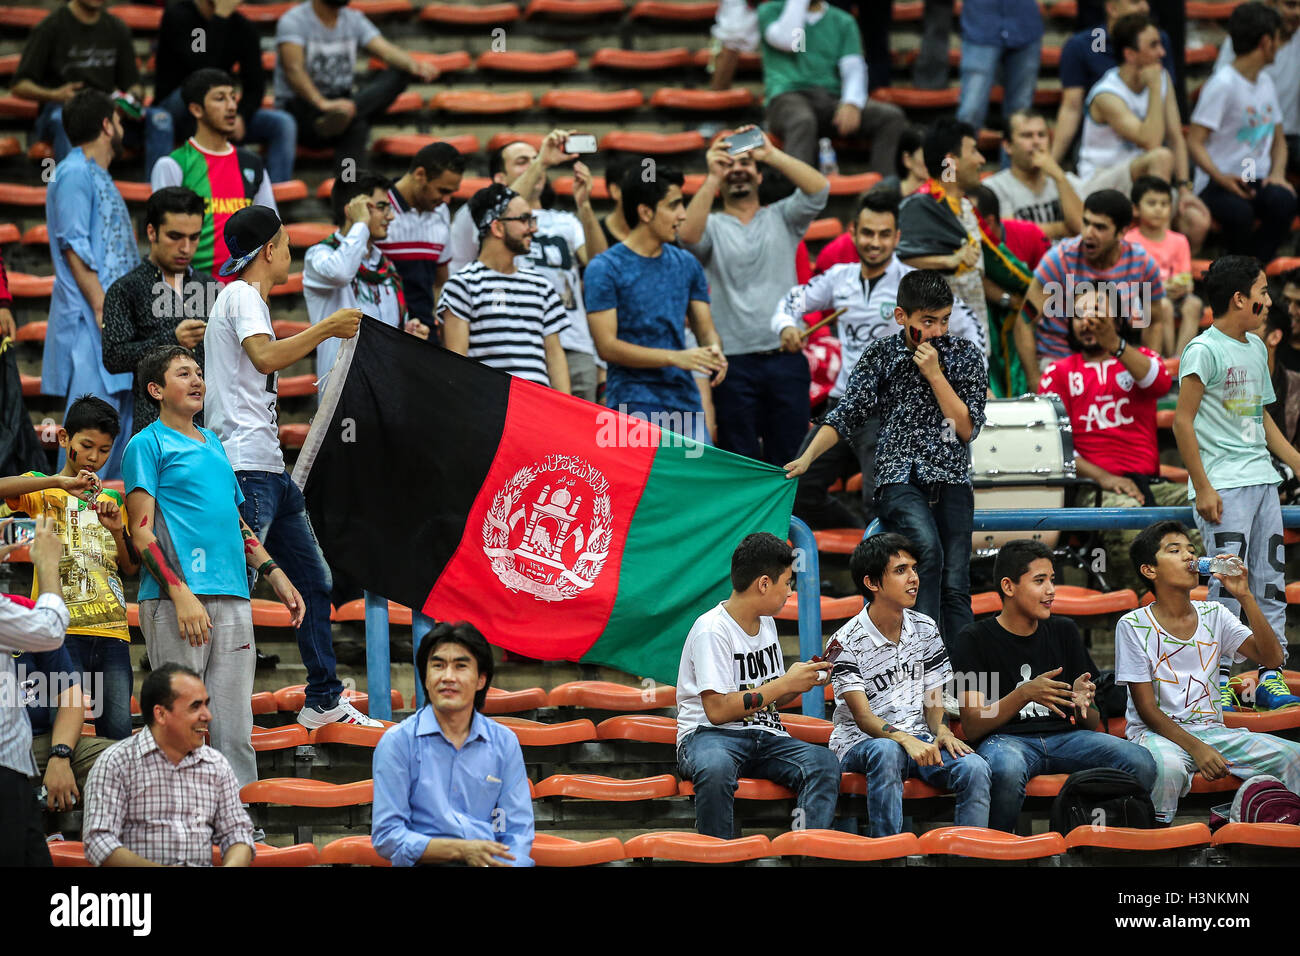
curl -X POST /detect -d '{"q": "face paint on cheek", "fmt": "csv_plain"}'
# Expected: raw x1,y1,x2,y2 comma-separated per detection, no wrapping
140,515,148,528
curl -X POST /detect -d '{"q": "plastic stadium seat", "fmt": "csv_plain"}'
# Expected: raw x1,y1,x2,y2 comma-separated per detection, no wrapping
0,6,47,27
20,374,41,397
240,778,374,807
1211,822,1300,849
892,0,923,18
279,423,309,449
623,831,772,863
1156,408,1174,429
596,714,678,744
526,0,626,16
420,2,521,24
599,130,707,154
1266,257,1300,277
381,91,424,116
970,591,1001,615
775,591,865,621
779,713,832,744
211,842,319,866
1191,774,1244,794
543,174,602,196
692,47,762,72
112,181,151,203
277,374,317,398
1187,1,1237,17
320,835,391,866
1224,709,1300,733
477,50,579,73
679,777,794,799
373,133,480,158
273,319,309,337
330,597,412,625
350,0,414,13
271,180,309,203
773,829,920,862
813,528,865,555
546,680,675,710
1049,585,1138,615
0,183,46,206
431,90,535,115
1024,774,1067,797
592,47,692,71
0,138,18,159
249,597,296,627
488,132,546,152
273,684,401,715
630,0,717,18
250,724,309,752
8,274,54,298
534,773,679,800
0,97,38,120
494,716,597,746
48,841,91,866
1159,461,1188,482
1185,44,1219,63
531,833,625,866
368,51,472,75
0,223,17,245
310,722,391,748
828,172,883,195
1065,822,1211,851
840,772,947,798
1047,0,1076,17
112,4,164,28
251,692,278,715
872,87,961,109
804,218,843,242
919,826,1067,861
650,88,754,111
286,222,334,248
235,2,293,20
0,54,18,77
539,89,645,112
482,686,548,714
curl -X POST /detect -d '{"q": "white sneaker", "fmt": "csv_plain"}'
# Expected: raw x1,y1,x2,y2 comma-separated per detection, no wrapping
297,696,383,729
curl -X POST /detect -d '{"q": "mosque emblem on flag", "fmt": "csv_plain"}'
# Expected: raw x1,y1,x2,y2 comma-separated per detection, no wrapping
482,454,612,602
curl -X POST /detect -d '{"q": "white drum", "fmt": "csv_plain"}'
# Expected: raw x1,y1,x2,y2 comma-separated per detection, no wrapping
969,395,1076,550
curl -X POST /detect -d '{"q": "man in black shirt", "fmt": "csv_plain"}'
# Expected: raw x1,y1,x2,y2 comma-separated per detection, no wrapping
155,0,298,184
949,539,1158,832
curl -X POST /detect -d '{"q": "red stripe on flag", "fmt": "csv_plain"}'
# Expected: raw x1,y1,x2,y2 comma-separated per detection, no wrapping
422,377,660,659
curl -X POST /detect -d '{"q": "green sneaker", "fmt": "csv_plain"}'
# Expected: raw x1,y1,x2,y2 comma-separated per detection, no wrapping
1255,673,1300,711
1219,682,1242,713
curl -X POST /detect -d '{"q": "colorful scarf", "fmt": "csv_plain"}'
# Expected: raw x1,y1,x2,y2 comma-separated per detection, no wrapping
322,233,408,326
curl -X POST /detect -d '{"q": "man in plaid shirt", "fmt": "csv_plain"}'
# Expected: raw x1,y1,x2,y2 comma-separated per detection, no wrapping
83,662,255,866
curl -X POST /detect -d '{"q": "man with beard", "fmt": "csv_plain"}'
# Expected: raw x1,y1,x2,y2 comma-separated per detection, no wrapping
437,184,571,391
151,69,279,283
680,125,828,464
1014,188,1171,375
44,89,140,481
773,187,986,528
1274,266,1300,372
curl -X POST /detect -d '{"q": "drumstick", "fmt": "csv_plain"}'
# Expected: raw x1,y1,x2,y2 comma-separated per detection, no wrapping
799,307,847,340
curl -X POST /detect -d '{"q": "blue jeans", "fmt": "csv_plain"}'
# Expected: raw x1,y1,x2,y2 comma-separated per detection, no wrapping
878,480,973,643
62,634,134,740
156,88,298,184
236,469,342,709
712,351,810,466
977,730,1159,832
956,41,1042,134
841,734,990,836
36,101,174,181
678,727,841,838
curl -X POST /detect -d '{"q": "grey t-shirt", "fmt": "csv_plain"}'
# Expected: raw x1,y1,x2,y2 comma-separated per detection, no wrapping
983,168,1082,231
274,2,380,103
683,186,828,355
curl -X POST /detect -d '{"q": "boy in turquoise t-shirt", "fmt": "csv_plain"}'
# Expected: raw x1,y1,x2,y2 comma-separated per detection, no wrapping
1173,255,1300,711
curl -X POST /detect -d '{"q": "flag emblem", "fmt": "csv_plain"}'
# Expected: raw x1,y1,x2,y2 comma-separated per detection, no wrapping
481,453,612,603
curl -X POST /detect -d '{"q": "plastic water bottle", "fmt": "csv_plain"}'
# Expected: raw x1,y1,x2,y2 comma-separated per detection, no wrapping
1197,555,1246,576
818,137,838,176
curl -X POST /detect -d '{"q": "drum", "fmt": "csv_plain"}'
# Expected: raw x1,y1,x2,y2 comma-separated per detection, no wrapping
969,395,1076,550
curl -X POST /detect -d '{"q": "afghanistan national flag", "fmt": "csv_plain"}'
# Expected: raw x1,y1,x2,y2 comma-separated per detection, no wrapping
293,318,796,684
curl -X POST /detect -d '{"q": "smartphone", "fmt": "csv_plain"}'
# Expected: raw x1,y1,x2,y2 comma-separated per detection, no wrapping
811,638,844,665
726,127,765,155
2,518,36,545
565,134,597,154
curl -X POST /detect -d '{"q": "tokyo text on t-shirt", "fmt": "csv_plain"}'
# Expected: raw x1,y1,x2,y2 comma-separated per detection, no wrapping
1038,348,1171,476
827,605,950,760
949,616,1099,737
676,603,789,746
1115,601,1251,738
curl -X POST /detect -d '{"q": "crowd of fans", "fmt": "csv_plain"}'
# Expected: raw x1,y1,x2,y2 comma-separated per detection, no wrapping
3,0,1300,867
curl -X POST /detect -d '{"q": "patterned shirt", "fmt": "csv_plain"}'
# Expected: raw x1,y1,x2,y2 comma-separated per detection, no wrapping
0,593,70,777
828,606,950,759
83,728,255,867
824,330,987,486
102,260,215,433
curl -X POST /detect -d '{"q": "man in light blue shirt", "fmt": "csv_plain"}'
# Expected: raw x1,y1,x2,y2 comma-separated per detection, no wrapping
372,622,534,867
46,89,140,480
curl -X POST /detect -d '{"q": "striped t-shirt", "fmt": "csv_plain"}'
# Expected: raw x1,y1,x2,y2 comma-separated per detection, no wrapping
437,261,569,386
1032,236,1164,363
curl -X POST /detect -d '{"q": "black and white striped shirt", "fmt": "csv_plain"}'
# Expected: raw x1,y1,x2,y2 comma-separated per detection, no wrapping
437,261,569,386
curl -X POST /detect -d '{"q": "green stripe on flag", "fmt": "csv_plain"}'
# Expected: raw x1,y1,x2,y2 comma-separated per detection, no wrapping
585,440,797,684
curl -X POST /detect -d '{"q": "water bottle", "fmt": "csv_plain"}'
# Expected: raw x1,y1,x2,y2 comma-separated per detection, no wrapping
818,137,838,176
1197,555,1246,576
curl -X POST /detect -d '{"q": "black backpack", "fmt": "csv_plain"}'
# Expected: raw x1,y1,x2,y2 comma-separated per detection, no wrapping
1049,768,1156,834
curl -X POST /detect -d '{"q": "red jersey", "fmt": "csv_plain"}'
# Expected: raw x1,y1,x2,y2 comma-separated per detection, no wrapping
1038,349,1172,476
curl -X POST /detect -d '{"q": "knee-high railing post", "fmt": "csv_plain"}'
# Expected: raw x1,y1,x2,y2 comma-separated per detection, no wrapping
410,612,436,710
789,515,825,718
363,591,393,721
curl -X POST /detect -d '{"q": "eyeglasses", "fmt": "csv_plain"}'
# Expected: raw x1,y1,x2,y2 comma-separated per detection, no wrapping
497,214,538,228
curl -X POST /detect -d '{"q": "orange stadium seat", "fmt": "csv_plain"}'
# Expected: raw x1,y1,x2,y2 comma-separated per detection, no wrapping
272,319,309,338
241,778,374,807
592,47,693,71
272,181,310,203
531,833,626,866
279,423,309,449
538,89,645,112
482,686,548,714
8,274,54,298
310,722,392,748
277,374,317,398
525,0,627,16
1266,257,1300,277
0,97,38,120
1187,1,1237,17
892,1,924,18
1212,822,1300,850
1065,823,1211,852
383,91,425,116
349,0,415,13
1047,0,1077,17
679,778,793,799
919,826,1067,861
250,724,310,752
111,4,163,28
419,1,520,23
623,831,773,863
285,222,334,248
773,829,920,862
828,172,883,195
780,713,832,744
431,90,535,114
21,374,43,397
0,223,17,245
235,2,293,21
599,130,707,154
373,133,480,157
804,218,843,242
477,50,579,73
872,87,961,109
488,132,546,152
692,48,762,72
0,6,49,27
330,597,413,625
629,0,718,19
21,224,48,245
48,842,92,866
650,88,754,111
494,716,598,746
0,138,18,159
546,680,675,710
114,181,151,203
534,773,679,800
320,835,392,866
453,176,495,200
0,183,46,206
250,692,278,716
596,714,678,744
551,175,609,198
211,842,320,866
1224,708,1300,733
813,528,864,554
0,54,19,77
971,591,1001,615
775,590,864,621
841,773,947,798
1049,585,1139,615
368,51,473,75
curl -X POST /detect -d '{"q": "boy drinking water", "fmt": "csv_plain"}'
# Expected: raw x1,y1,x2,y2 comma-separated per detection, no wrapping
0,396,138,739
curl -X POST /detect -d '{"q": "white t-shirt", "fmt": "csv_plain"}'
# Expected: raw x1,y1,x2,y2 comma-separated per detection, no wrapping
273,2,380,104
827,606,950,759
983,167,1083,231
203,279,285,473
675,602,789,746
1079,66,1168,180
1215,30,1300,140
446,203,480,277
1190,63,1282,194
515,208,596,358
1115,601,1251,738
